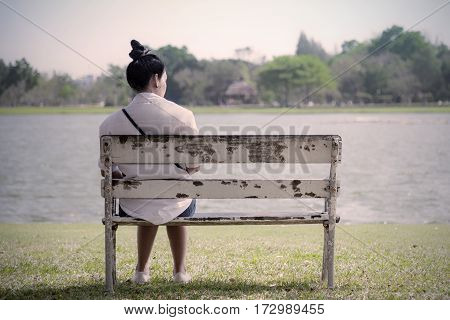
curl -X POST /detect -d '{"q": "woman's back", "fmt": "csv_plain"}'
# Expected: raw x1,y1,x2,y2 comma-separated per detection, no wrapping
98,92,198,224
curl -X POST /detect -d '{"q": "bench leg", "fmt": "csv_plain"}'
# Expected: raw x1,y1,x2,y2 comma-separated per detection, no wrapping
325,221,335,289
105,222,115,293
326,137,339,289
321,223,329,283
112,224,117,286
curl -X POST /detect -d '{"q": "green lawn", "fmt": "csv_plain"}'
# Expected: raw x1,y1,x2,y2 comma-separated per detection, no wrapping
1,105,450,115
0,224,448,299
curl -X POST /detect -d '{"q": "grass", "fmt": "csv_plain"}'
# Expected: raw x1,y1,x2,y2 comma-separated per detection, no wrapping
1,105,450,115
0,223,448,299
0,106,119,115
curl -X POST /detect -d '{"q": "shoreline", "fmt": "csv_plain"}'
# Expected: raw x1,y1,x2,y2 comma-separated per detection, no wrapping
1,105,450,115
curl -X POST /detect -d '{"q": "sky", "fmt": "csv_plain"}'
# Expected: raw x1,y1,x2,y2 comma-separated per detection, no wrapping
0,0,449,77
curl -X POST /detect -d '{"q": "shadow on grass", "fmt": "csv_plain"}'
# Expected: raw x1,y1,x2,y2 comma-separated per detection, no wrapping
1,277,340,299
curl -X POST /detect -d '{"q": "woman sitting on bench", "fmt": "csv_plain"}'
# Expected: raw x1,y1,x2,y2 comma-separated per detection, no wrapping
99,40,199,284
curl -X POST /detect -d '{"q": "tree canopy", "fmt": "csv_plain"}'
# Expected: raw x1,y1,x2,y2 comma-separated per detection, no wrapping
1,26,449,107
295,32,328,61
258,55,334,106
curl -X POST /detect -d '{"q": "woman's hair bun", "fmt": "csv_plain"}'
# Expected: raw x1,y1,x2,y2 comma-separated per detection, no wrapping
129,39,151,61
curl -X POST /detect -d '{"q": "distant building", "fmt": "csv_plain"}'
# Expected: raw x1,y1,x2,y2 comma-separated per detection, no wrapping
224,80,257,105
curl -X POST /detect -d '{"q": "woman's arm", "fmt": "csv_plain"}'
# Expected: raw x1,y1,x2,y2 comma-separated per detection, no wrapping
100,168,125,179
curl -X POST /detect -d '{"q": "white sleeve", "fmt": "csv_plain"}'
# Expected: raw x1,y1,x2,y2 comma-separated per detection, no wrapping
188,111,199,135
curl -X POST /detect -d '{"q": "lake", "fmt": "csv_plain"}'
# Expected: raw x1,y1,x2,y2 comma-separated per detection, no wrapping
0,112,449,224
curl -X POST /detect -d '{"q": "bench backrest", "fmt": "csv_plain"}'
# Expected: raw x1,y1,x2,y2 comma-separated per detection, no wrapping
100,135,342,201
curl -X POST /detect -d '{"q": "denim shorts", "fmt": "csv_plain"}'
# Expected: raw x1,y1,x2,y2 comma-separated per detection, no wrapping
118,199,196,218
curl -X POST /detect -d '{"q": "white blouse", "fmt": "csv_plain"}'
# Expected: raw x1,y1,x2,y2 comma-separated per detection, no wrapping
99,92,199,224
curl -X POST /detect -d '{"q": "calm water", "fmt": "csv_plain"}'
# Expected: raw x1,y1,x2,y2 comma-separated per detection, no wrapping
0,112,449,224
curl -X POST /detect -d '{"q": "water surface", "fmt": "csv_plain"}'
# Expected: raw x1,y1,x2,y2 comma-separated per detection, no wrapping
0,113,448,223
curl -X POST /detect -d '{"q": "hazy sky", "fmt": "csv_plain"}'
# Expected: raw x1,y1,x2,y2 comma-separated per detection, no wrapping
1,0,449,77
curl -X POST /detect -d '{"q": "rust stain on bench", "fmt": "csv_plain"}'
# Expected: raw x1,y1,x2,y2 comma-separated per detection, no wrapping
174,143,216,161
291,180,302,192
246,140,287,163
226,145,239,154
176,193,189,198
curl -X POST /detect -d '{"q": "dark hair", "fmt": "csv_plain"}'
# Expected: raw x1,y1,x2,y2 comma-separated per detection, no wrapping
126,39,165,92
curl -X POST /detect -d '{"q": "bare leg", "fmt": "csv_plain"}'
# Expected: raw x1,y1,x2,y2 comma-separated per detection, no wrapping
166,226,188,274
136,225,159,272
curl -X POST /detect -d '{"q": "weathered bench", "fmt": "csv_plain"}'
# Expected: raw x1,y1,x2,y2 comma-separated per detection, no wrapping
100,135,342,293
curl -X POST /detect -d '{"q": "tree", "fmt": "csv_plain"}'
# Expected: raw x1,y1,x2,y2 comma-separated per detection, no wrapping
0,59,8,94
389,31,428,60
0,58,40,105
18,73,74,106
368,26,442,100
173,68,208,105
257,55,334,107
0,80,27,106
87,64,132,106
436,44,450,100
362,57,389,102
341,40,360,53
2,58,39,92
295,32,328,61
409,46,441,99
201,59,245,105
369,25,404,53
155,45,198,103
330,47,367,103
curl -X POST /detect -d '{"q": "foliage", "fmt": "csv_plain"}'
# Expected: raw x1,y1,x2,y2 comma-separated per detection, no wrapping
0,59,40,106
363,25,445,102
1,25,449,107
296,32,329,61
88,65,132,106
155,45,199,103
15,74,74,106
201,59,248,105
257,55,334,106
329,25,450,103
341,40,360,53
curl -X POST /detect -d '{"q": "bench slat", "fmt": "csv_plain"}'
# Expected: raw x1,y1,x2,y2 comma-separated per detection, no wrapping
105,213,330,226
109,179,331,199
102,135,341,164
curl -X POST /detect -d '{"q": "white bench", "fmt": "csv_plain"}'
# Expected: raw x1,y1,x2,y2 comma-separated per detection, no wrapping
100,135,342,293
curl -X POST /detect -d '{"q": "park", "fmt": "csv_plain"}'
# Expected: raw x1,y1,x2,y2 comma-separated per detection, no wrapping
0,0,449,307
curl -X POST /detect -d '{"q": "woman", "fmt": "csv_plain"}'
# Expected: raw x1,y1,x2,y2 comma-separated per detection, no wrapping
99,40,199,284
